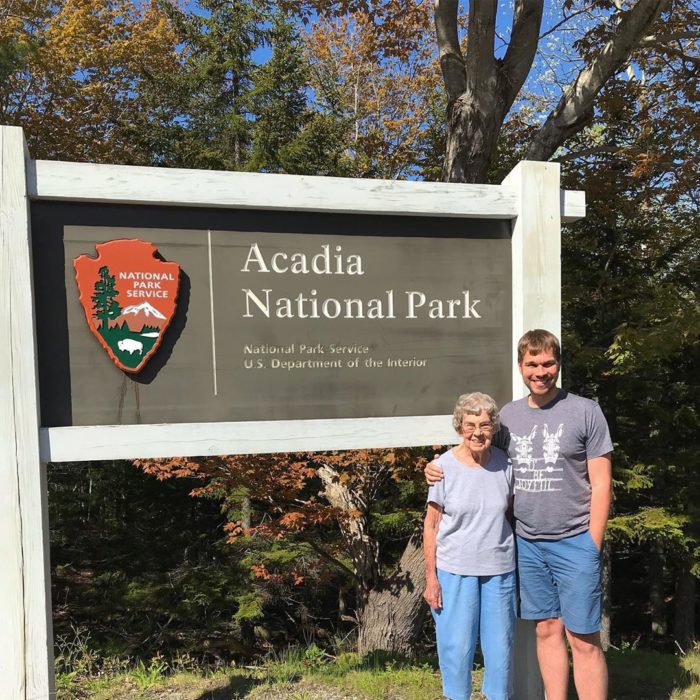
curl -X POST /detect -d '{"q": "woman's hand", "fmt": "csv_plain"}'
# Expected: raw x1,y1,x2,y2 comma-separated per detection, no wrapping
425,455,444,485
424,578,442,610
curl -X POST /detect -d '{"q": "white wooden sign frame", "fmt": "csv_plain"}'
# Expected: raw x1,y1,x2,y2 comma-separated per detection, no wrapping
1,124,582,699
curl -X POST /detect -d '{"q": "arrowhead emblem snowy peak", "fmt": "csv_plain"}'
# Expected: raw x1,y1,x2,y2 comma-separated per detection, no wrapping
121,302,167,320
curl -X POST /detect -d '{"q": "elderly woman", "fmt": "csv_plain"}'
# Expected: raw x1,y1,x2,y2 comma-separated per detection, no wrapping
424,392,515,700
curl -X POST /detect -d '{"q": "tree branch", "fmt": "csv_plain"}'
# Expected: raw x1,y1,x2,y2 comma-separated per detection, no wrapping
554,144,623,162
526,0,670,162
660,44,700,69
434,0,466,99
539,6,595,41
500,0,544,108
303,537,362,585
317,463,360,513
638,31,700,46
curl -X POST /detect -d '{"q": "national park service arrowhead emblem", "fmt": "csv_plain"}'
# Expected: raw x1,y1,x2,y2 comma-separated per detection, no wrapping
74,239,181,373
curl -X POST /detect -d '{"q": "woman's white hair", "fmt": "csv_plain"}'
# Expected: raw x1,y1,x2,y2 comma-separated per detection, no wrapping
452,392,501,434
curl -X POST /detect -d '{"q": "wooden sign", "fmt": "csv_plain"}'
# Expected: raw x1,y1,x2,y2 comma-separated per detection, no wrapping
2,123,581,700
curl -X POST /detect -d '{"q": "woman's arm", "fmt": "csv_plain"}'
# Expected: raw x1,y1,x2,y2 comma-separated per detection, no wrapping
423,501,443,609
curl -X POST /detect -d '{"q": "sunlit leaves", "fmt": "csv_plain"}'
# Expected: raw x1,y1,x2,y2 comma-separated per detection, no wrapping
301,3,443,179
1,0,180,161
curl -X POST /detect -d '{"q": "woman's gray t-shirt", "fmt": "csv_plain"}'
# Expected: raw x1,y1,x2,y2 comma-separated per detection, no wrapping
427,447,515,576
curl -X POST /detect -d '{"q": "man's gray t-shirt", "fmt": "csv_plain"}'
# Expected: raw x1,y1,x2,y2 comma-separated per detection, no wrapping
427,447,515,576
497,390,613,540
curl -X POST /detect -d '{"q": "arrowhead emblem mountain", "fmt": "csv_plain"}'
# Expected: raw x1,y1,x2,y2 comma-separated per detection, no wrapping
115,302,169,334
122,302,167,319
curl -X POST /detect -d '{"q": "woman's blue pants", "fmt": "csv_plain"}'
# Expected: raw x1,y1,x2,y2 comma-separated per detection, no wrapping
432,568,516,700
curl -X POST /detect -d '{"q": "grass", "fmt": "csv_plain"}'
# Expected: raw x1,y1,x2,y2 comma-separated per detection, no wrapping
55,640,700,700
55,644,448,700
606,648,693,699
672,651,700,700
260,647,447,699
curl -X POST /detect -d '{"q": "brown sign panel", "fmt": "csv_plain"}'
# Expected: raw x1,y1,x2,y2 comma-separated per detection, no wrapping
32,204,511,427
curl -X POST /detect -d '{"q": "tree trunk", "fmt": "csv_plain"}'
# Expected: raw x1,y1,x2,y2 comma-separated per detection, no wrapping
443,90,500,183
434,0,667,183
357,533,427,657
241,494,251,530
601,543,612,651
673,559,696,653
649,540,667,637
317,464,380,594
316,463,428,656
435,0,541,184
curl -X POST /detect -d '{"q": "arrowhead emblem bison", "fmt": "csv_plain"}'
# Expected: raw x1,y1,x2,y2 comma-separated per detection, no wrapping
74,239,181,373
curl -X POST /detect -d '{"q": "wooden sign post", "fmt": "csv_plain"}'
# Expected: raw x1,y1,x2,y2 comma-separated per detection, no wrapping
0,128,54,699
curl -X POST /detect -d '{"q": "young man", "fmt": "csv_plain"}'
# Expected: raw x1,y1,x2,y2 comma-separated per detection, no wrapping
425,329,613,700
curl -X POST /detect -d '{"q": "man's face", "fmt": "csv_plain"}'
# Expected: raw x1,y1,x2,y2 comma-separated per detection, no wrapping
518,348,560,398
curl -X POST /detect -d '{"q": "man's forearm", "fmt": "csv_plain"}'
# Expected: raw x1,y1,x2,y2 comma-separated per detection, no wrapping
588,455,613,548
589,483,611,547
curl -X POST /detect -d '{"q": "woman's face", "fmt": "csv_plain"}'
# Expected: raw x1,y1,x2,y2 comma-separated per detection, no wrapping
460,409,493,455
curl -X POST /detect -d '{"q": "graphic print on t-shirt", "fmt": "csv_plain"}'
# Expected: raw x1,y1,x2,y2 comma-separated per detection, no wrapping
513,423,564,493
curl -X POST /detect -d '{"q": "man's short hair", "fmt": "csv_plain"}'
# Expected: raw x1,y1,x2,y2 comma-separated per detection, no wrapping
517,329,561,364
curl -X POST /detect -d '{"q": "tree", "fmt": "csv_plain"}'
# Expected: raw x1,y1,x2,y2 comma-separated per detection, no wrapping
143,0,267,170
92,266,122,331
436,0,678,182
136,447,432,656
248,10,309,173
285,0,686,183
557,47,699,646
301,4,442,179
0,0,180,162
